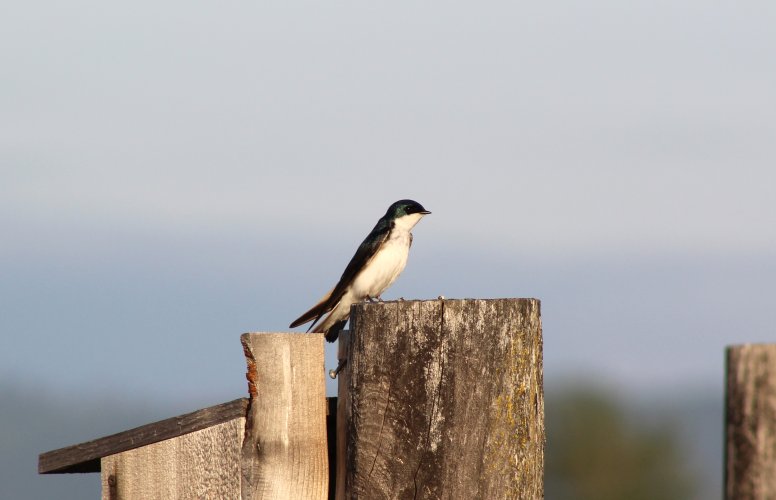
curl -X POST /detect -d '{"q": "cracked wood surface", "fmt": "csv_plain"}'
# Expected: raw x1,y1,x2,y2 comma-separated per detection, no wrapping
726,344,776,499
240,333,329,500
340,299,544,499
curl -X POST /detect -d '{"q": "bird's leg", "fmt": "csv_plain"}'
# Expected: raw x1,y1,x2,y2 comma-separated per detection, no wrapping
366,295,379,302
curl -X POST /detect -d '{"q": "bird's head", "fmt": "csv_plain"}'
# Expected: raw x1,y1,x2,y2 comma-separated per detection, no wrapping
385,199,431,230
386,199,431,219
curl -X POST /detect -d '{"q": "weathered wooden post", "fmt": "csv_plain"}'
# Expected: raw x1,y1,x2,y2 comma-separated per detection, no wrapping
726,344,776,499
241,333,329,500
338,298,544,499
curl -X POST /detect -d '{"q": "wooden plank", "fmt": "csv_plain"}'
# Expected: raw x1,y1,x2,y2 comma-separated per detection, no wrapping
240,333,328,500
726,344,776,499
341,298,544,499
39,398,248,474
335,329,350,500
101,417,244,500
326,396,338,500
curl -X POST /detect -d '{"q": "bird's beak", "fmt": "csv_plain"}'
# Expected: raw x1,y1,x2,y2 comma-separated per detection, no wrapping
421,210,431,215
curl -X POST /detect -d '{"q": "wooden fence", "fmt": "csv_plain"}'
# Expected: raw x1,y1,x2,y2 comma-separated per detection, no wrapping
39,302,776,498
40,298,544,499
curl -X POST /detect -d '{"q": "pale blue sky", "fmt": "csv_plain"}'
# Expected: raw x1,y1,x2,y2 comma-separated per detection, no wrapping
2,0,775,412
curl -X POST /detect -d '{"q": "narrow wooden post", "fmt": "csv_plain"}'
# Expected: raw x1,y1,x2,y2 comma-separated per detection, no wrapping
336,329,351,500
240,333,328,500
339,298,543,499
726,344,776,499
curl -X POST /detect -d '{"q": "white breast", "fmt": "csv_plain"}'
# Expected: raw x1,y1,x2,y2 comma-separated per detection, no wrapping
351,231,410,298
350,212,426,299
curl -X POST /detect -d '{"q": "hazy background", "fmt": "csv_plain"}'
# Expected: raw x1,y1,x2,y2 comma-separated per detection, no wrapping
2,0,775,497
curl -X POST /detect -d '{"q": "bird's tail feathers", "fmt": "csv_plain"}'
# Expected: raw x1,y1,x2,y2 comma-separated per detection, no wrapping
289,288,335,329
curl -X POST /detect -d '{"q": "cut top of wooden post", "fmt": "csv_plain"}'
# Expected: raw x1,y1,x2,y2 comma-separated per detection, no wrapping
240,333,329,500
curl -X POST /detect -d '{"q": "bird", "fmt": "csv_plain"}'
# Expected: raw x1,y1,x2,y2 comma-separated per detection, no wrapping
289,199,431,342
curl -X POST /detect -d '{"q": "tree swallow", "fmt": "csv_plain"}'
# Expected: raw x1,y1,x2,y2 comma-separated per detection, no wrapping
290,199,431,342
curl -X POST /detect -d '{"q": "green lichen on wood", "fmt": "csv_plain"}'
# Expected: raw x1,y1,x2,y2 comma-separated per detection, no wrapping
346,298,543,499
482,302,543,499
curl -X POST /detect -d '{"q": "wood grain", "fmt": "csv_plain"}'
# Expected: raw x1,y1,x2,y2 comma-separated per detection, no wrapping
39,399,248,474
341,299,544,499
101,418,244,500
726,344,776,499
240,332,328,500
335,329,351,500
